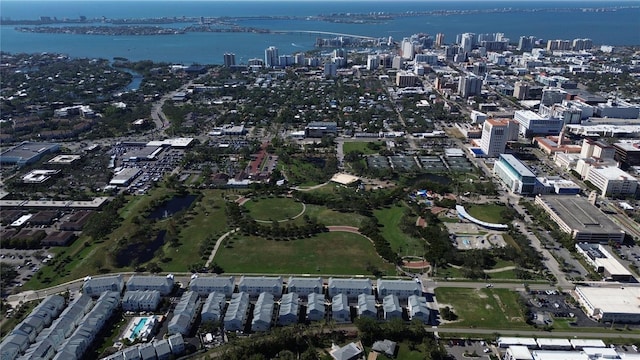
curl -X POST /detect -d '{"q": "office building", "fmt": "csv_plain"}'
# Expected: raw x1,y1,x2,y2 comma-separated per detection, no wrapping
479,119,519,157
458,75,483,98
574,286,640,323
534,195,625,243
513,82,530,100
493,154,536,194
575,243,633,282
396,71,418,87
366,55,379,70
264,46,279,67
585,166,638,197
613,140,640,168
514,110,563,137
541,88,567,106
223,53,235,67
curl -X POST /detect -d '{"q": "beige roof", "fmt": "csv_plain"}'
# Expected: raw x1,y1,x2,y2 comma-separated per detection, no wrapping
330,173,360,185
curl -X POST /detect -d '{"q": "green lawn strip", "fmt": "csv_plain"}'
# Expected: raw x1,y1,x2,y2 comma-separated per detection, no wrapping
160,191,228,271
501,233,522,253
373,205,423,256
303,204,368,227
343,141,384,155
0,300,39,338
435,287,530,329
214,232,394,275
395,341,428,360
243,197,305,221
465,204,509,224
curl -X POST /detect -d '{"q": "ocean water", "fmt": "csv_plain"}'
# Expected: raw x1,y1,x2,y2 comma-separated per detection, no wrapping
1,1,638,65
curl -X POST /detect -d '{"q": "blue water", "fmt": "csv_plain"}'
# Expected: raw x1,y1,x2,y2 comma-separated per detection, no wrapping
130,317,148,339
1,1,638,64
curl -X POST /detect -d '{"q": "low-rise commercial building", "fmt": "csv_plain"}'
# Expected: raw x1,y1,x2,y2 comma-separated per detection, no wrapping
575,243,634,282
574,286,640,323
534,195,625,243
493,154,537,194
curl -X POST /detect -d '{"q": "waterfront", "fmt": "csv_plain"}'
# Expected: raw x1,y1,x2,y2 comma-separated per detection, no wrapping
1,1,639,64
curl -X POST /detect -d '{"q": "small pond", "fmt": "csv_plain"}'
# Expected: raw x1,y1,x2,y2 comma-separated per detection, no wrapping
147,194,197,220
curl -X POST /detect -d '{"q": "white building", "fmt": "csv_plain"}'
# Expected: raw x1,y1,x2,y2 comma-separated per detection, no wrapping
82,275,124,297
201,292,226,323
189,276,235,297
382,294,402,320
585,166,638,197
574,286,640,323
277,293,299,326
493,154,537,194
251,292,275,332
126,275,174,296
328,278,372,298
238,276,283,297
331,294,350,323
376,279,421,300
122,290,161,312
287,277,323,297
479,119,519,157
307,293,326,322
223,292,250,332
504,346,533,360
407,295,430,324
357,294,377,319
514,110,564,137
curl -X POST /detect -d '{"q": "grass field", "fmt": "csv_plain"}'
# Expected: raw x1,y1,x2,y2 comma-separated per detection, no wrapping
304,204,368,227
160,190,228,271
374,205,424,256
213,231,394,275
435,287,529,329
343,141,384,155
243,197,305,221
465,204,509,224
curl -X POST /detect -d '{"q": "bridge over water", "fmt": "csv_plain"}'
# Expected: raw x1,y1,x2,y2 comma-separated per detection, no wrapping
271,29,379,40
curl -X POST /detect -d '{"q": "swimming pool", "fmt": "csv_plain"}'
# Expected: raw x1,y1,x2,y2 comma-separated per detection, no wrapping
128,317,149,340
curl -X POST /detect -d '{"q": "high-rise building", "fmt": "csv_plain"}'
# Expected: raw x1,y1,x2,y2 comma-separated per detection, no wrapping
366,55,380,71
541,87,567,106
435,33,445,47
458,75,483,98
414,53,438,65
401,38,415,60
546,39,571,51
572,38,593,51
264,46,279,68
460,33,475,53
472,62,487,76
323,62,337,77
294,53,305,65
392,56,404,70
223,53,236,67
479,119,519,157
517,36,535,52
396,71,418,87
513,82,530,100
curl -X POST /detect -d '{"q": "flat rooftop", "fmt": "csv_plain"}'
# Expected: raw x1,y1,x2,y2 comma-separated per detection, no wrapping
537,195,623,235
576,286,640,315
48,154,81,164
499,154,536,178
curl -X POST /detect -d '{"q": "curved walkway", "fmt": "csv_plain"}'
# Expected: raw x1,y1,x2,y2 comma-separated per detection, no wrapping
293,181,329,192
447,263,524,274
254,202,307,223
205,227,239,268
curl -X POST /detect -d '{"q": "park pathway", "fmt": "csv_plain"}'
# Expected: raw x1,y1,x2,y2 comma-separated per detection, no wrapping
205,227,239,268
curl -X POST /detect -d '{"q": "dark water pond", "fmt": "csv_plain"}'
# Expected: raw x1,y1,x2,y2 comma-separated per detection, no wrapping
147,194,197,220
115,230,166,267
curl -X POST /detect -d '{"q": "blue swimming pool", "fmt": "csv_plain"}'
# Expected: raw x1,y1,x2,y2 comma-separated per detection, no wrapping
130,318,148,340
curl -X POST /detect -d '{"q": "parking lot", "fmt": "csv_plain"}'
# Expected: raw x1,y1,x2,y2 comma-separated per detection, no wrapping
0,249,53,294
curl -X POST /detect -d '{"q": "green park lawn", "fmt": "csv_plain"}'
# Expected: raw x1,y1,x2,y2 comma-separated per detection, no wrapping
465,204,509,224
214,231,394,275
303,204,368,227
435,287,529,329
343,141,384,155
243,197,305,221
374,205,424,256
